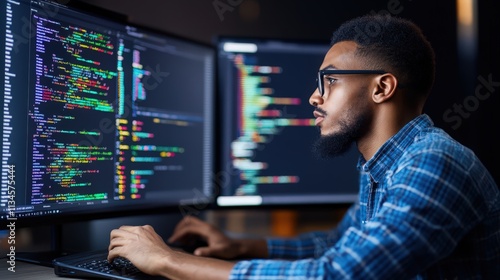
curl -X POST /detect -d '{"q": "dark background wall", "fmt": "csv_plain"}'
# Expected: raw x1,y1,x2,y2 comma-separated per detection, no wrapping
77,0,499,185
3,0,498,257
4,0,498,255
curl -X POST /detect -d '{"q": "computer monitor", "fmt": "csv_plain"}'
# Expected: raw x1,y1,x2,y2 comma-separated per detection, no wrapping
0,0,215,229
215,37,360,208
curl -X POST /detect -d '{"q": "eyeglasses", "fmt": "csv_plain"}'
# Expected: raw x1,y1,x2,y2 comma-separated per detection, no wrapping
317,69,387,97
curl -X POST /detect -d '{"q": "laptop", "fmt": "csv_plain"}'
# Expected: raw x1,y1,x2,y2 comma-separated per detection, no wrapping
53,249,166,280
52,241,205,279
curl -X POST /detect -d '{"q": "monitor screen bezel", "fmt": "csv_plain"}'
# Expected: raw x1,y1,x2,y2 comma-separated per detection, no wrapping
212,35,360,210
0,0,217,229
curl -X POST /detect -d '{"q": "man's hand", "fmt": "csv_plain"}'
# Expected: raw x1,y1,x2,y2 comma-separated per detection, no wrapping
108,224,172,276
168,216,244,259
168,216,269,259
108,223,236,280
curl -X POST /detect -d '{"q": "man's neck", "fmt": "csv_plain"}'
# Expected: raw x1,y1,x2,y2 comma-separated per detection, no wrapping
358,110,421,161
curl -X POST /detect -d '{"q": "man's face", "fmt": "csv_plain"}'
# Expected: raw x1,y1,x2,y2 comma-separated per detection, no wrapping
309,41,376,158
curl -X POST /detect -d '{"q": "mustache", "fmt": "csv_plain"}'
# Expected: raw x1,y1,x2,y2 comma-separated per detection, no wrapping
314,107,327,116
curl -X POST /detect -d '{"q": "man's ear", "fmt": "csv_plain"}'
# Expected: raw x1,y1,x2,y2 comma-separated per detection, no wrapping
371,73,398,104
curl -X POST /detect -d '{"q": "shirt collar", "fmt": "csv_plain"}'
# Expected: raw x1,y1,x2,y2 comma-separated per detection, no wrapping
356,114,434,183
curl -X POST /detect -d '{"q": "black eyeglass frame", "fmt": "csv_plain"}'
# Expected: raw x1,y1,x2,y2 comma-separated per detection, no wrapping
317,69,387,97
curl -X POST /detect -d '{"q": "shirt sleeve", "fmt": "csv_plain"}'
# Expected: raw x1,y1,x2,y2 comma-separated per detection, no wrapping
229,148,495,279
265,202,360,260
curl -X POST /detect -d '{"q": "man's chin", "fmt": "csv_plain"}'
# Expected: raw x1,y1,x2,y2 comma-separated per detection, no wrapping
312,133,354,159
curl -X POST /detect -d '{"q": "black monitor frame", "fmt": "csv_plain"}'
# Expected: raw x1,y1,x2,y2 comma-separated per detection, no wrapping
0,0,217,230
213,35,361,210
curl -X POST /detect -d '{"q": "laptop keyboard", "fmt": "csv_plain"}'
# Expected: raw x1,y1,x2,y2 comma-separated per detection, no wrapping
52,241,207,279
53,249,165,279
78,256,141,276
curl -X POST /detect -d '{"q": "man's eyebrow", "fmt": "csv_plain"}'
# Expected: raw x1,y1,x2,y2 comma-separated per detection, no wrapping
320,65,337,71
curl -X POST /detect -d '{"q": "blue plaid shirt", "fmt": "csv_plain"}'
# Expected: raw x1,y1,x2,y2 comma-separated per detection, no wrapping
229,114,500,279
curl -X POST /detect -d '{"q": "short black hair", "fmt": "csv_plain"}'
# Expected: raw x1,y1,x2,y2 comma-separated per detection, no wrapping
331,14,436,98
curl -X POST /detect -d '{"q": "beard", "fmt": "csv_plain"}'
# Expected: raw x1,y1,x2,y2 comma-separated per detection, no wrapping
312,111,369,159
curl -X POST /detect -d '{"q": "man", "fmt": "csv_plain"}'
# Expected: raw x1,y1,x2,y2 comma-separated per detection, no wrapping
108,15,500,279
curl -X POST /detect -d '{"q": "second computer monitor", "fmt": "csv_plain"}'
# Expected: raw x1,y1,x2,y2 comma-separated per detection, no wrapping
0,0,215,226
216,37,360,207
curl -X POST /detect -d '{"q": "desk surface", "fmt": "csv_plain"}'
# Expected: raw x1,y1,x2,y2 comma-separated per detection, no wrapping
0,259,85,280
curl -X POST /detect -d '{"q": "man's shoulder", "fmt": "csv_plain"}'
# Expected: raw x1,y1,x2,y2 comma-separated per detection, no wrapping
397,126,497,189
392,114,472,161
394,126,483,179
407,126,472,159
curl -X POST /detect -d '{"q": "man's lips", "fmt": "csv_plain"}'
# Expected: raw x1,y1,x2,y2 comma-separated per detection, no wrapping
313,110,325,126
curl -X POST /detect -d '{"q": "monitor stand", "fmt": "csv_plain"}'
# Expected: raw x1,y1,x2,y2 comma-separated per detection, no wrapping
13,212,186,267
16,224,72,267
